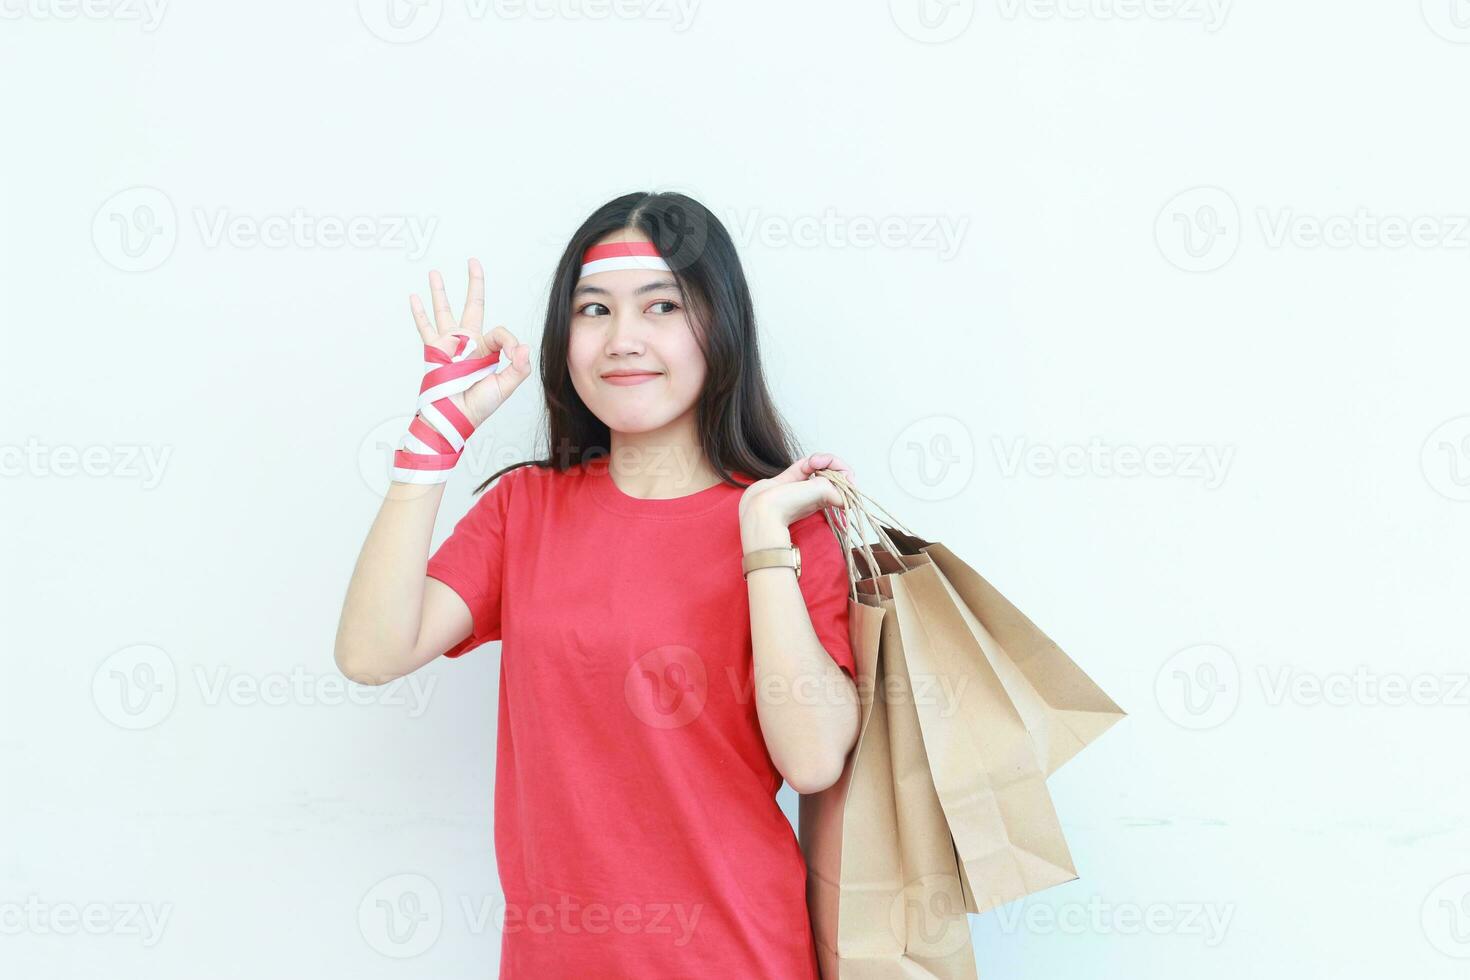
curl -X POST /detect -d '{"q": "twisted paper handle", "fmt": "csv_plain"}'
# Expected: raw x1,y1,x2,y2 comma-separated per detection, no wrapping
817,470,923,604
392,332,505,485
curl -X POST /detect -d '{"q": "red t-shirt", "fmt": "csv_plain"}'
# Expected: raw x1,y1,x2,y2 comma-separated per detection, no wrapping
425,456,856,978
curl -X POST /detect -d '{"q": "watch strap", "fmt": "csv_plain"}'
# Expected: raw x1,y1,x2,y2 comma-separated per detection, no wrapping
742,545,801,580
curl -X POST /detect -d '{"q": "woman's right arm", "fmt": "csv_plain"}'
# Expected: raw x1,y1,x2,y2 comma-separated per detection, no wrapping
334,481,474,685
334,258,531,686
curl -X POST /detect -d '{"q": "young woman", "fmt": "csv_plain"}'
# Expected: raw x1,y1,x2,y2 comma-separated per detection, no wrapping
335,191,862,977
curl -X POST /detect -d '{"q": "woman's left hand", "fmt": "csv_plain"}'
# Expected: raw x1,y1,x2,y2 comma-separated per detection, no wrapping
739,452,856,550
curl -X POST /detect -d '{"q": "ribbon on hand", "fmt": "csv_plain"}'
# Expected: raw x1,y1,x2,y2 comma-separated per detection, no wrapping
392,332,505,485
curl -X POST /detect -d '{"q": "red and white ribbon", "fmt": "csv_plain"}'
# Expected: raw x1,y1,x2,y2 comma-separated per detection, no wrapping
392,332,505,484
579,240,670,278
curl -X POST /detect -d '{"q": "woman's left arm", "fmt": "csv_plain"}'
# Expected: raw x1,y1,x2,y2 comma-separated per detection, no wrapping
740,453,862,795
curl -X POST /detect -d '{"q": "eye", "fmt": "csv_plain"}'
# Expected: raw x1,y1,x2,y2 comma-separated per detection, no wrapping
649,300,679,314
575,302,610,317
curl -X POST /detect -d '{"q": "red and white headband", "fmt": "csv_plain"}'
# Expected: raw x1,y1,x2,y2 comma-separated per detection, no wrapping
579,240,670,278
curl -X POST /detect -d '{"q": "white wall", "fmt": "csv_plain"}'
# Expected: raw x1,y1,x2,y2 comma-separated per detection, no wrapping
4,1,1468,977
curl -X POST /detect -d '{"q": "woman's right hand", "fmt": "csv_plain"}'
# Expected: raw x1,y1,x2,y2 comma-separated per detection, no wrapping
410,257,533,428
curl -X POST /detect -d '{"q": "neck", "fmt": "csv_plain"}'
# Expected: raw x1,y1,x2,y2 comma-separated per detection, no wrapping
606,416,721,499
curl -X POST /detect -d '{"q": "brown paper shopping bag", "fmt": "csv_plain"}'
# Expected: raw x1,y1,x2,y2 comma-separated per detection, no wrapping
813,473,1124,918
800,503,977,978
881,528,1126,777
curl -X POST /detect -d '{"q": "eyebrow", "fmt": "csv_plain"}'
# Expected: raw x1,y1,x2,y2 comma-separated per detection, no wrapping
571,277,682,299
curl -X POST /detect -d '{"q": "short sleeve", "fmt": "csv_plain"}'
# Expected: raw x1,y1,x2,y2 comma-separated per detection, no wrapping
425,468,518,659
790,510,856,681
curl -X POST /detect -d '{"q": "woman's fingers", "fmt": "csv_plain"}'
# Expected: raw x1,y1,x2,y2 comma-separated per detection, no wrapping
487,325,531,376
428,269,456,335
409,294,435,345
485,324,518,355
461,258,485,335
803,452,856,486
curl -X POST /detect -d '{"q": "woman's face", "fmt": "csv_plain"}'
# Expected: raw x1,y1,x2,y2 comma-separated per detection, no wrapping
567,229,707,437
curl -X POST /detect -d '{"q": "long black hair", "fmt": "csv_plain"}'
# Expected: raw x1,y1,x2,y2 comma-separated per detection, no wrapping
472,191,803,494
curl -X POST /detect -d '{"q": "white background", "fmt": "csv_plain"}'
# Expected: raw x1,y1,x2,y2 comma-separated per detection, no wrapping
3,1,1469,977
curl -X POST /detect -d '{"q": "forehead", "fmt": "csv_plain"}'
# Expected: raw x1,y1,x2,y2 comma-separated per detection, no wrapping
571,270,681,299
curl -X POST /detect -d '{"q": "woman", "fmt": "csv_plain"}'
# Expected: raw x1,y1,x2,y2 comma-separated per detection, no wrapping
335,191,862,977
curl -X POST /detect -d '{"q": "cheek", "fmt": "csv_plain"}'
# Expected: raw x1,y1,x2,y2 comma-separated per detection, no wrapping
566,331,599,377
663,336,707,398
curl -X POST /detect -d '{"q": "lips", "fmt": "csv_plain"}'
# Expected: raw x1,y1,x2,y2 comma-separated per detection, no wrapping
601,370,662,386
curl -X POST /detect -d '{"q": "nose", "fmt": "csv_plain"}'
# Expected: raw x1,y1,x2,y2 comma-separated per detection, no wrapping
604,308,646,356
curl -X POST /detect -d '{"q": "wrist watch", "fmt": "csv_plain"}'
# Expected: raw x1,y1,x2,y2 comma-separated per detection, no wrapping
742,544,801,580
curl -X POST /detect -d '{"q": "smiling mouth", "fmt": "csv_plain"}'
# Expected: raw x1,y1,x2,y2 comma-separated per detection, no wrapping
601,371,662,386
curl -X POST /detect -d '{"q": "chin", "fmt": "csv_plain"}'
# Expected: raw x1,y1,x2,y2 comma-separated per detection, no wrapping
596,408,673,433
